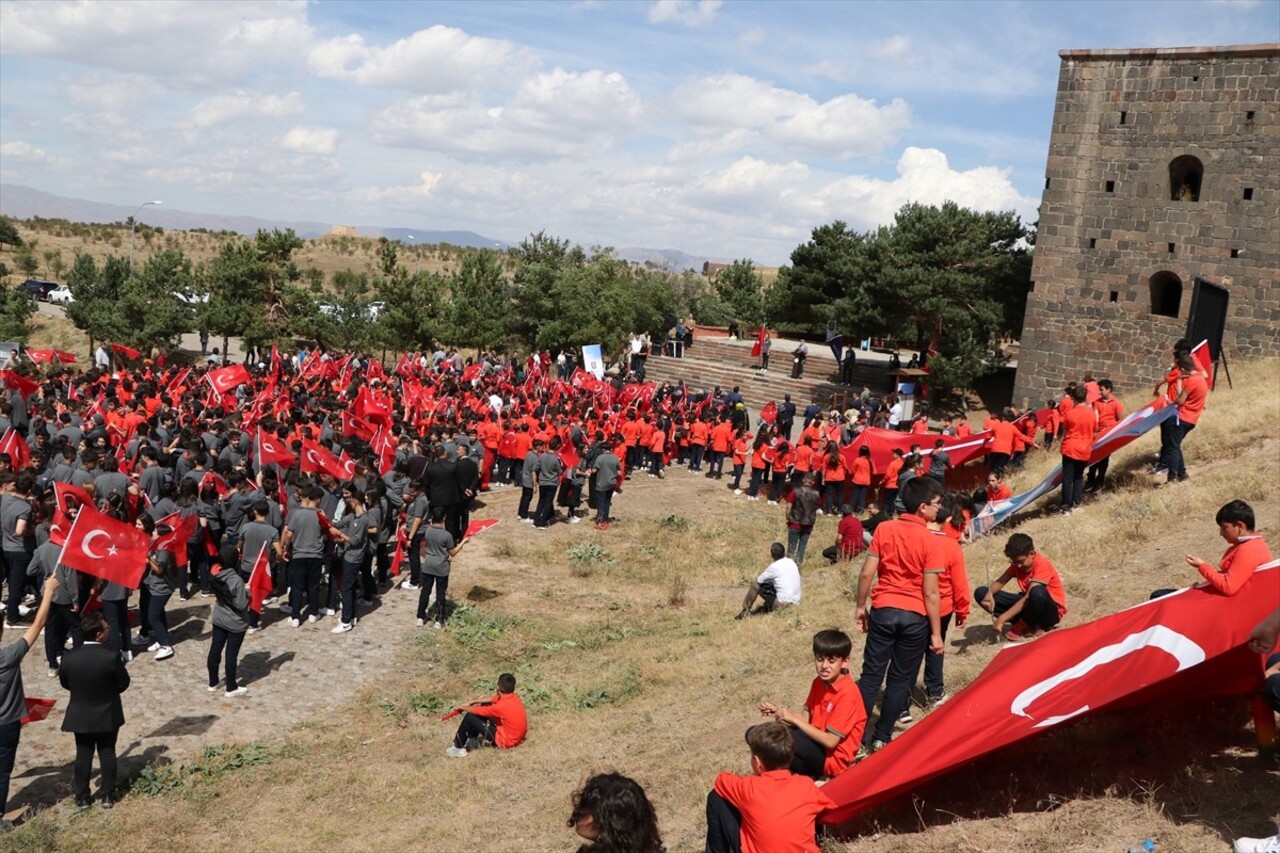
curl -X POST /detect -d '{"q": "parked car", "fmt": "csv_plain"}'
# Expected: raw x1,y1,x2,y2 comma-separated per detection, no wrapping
367,301,385,320
318,302,337,317
18,278,58,300
48,285,75,304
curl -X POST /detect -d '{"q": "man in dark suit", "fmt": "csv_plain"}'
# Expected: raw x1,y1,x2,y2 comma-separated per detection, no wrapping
424,444,461,542
59,612,130,809
454,450,480,541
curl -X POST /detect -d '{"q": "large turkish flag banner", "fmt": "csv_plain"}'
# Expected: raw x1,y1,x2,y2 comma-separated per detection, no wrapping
821,562,1280,824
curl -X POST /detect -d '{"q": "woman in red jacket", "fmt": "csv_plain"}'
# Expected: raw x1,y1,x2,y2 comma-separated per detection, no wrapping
1059,385,1096,513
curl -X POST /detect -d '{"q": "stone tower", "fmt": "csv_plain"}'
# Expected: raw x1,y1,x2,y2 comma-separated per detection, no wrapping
1014,44,1279,405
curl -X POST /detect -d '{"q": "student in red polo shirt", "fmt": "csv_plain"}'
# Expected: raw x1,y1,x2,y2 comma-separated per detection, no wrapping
445,672,527,757
975,533,1066,642
1084,379,1125,494
1159,352,1208,486
1172,500,1272,597
706,721,835,853
1058,384,1095,512
758,630,865,780
854,476,945,752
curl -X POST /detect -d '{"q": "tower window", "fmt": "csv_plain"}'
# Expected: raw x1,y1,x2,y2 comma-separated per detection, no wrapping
1109,291,1119,303
1120,111,1127,125
1045,177,1051,189
1089,238,1097,249
1169,155,1203,202
1105,180,1116,193
1168,242,1175,254
1230,249,1240,258
1149,271,1183,318
1244,187,1254,200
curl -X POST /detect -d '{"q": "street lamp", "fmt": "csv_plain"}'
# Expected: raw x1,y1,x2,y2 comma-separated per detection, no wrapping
129,200,163,270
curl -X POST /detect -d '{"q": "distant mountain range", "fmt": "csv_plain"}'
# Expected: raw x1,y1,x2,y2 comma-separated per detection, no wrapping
0,184,723,270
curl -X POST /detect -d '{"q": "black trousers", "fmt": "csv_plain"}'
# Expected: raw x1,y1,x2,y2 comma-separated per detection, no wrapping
533,485,556,527
976,585,1061,632
452,712,496,749
790,727,827,779
706,790,743,853
207,625,245,691
73,730,119,799
418,573,449,623
46,601,83,670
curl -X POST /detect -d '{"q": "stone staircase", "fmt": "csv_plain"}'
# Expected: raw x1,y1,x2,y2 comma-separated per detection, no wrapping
642,336,897,419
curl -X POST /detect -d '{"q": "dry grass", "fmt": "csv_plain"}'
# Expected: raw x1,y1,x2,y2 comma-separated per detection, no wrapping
6,359,1278,853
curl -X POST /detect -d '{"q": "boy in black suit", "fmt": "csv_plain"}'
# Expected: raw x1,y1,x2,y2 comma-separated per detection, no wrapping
59,612,130,809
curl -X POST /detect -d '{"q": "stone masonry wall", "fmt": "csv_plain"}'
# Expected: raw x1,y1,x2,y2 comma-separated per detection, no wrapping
1014,45,1280,406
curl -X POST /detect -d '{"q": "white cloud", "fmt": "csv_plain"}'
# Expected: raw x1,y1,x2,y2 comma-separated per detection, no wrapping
375,68,643,161
649,0,723,26
353,170,443,205
802,61,852,83
282,126,339,155
869,35,915,63
186,92,304,128
62,72,167,111
813,147,1035,229
738,27,765,47
103,147,153,164
308,25,532,93
675,74,910,158
691,156,809,207
0,1,314,87
0,141,48,160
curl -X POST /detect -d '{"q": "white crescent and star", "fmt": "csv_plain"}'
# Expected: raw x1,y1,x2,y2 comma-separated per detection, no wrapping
81,529,111,559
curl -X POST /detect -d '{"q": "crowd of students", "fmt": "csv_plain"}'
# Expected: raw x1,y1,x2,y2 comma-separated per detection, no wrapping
0,332,1270,850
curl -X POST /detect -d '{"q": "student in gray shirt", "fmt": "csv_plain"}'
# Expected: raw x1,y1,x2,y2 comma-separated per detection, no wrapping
332,487,372,634
0,575,57,823
282,484,340,626
1,472,38,626
416,508,466,629
533,436,564,529
139,515,178,661
32,540,81,675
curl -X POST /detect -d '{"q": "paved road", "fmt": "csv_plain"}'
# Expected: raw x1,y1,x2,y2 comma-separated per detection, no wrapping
35,300,247,362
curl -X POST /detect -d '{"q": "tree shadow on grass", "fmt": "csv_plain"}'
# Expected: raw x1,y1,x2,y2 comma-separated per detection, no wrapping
829,698,1278,847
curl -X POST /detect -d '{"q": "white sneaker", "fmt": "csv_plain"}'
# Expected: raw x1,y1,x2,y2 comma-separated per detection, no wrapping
307,614,319,624
289,618,301,628
416,618,425,627
321,608,337,617
519,518,533,525
1234,834,1280,853
767,500,778,506
733,489,742,495
147,642,161,653
154,646,174,661
330,622,353,634
402,581,419,590
433,620,445,630
208,682,221,693
17,604,32,617
47,668,58,678
445,746,468,758
224,687,249,698
246,626,259,634
568,516,581,524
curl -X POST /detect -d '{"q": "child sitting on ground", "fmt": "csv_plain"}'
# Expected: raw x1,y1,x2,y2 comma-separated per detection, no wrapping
706,721,835,853
1181,500,1273,596
445,672,527,758
975,533,1067,642
822,505,865,563
758,630,865,780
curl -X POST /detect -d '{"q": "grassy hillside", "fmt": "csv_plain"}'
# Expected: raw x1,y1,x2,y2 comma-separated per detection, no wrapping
5,359,1277,853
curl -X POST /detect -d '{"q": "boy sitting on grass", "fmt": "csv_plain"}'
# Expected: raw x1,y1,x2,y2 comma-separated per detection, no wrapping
1183,500,1273,595
758,630,865,780
706,721,835,853
445,672,527,758
975,533,1067,643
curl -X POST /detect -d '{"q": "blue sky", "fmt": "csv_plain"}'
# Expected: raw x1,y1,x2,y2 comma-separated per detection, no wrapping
1,0,1277,264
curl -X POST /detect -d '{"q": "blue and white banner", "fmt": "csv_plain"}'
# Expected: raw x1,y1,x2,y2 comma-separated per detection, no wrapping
581,344,605,379
967,400,1178,538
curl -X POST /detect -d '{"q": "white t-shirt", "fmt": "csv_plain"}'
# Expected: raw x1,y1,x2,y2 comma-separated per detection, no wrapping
757,557,801,604
888,403,903,426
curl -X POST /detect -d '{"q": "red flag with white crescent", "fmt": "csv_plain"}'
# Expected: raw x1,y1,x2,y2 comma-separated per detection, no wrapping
53,482,94,515
207,364,251,395
0,429,31,470
57,505,150,589
248,544,273,614
152,511,198,567
256,428,297,468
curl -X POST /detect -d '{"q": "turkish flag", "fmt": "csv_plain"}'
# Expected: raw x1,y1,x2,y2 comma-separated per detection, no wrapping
153,511,198,568
342,410,375,442
53,482,94,514
0,428,31,470
1191,339,1214,390
48,508,72,546
389,524,408,577
370,427,395,476
821,562,1280,824
165,366,192,398
557,443,580,478
207,364,251,395
751,327,766,357
111,342,142,360
0,369,39,398
26,349,56,365
355,385,391,425
460,363,483,383
759,401,778,424
20,697,56,726
300,439,348,481
58,505,150,589
248,544,273,614
256,428,297,468
200,471,230,498
464,518,500,539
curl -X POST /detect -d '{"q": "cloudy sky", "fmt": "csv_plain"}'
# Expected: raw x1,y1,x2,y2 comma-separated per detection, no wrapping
1,0,1277,264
